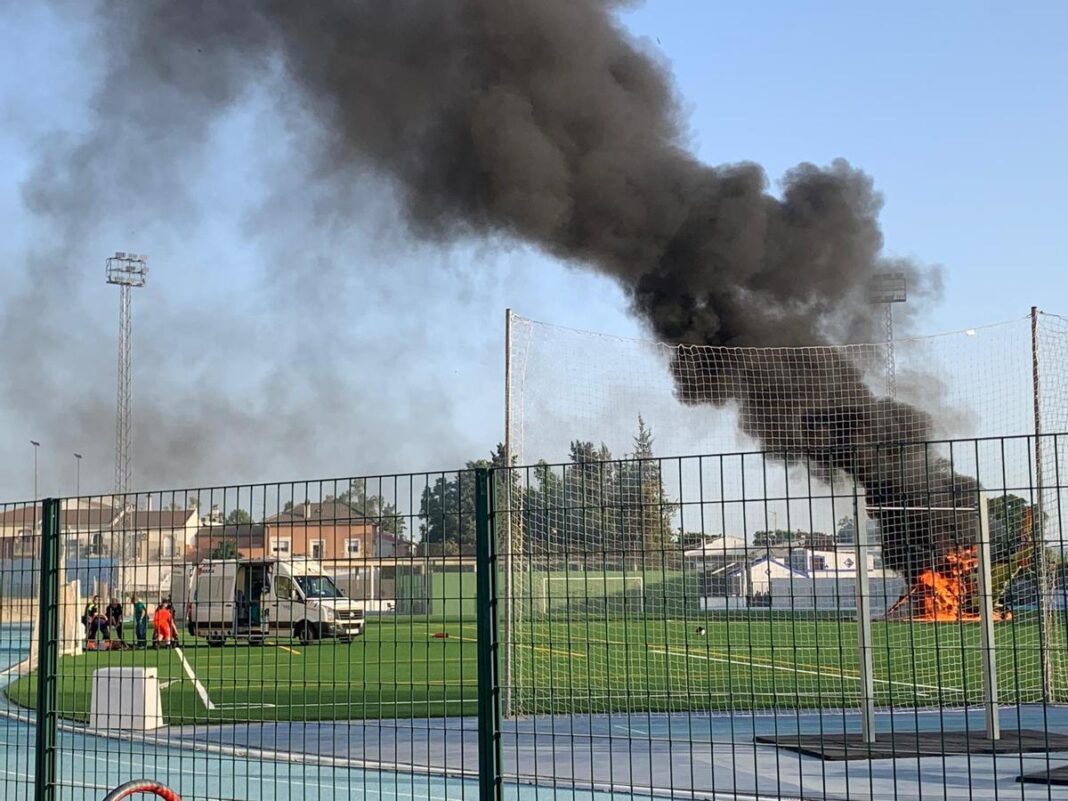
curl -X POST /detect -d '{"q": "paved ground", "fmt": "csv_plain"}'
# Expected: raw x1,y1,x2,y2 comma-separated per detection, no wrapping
167,707,1068,800
5,624,1068,800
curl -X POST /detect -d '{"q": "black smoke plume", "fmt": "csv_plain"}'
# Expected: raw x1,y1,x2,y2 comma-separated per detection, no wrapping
31,0,969,574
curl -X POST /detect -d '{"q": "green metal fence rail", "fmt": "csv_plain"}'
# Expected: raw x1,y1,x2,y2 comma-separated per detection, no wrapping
2,433,1067,800
34,498,60,801
474,469,502,801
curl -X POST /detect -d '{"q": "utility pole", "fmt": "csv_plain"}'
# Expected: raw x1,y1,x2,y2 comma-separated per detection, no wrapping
74,453,82,498
106,252,148,495
870,272,907,398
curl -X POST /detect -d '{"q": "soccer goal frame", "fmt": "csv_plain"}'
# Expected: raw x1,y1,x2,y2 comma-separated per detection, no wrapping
532,575,645,616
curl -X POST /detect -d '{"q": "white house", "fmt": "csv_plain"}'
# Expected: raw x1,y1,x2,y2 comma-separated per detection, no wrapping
772,547,904,613
686,539,905,612
685,536,807,610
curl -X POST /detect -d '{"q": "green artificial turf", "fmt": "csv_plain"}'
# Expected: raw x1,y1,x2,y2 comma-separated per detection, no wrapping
5,613,1062,723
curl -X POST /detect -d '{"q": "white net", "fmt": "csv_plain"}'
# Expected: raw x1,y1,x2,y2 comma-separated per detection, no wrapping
503,311,1068,715
509,314,1061,466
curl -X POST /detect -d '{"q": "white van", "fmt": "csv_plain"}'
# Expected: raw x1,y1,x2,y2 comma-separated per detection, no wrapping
187,557,365,646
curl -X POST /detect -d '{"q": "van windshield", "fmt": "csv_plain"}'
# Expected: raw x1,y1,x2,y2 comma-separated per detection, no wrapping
295,575,344,599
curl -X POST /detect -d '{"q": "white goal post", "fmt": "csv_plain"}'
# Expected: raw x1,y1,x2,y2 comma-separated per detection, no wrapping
533,575,645,616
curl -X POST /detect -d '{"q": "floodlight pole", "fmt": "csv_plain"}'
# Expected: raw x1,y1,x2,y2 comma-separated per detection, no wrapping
73,453,82,498
870,272,907,398
1030,305,1053,703
106,253,148,495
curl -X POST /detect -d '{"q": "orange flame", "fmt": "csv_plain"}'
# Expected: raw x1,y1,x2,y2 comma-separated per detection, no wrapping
885,547,1011,622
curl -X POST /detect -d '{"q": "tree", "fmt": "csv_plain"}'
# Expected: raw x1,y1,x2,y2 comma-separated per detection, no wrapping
753,529,794,549
418,444,511,553
225,508,252,525
619,416,677,561
521,460,566,553
564,440,616,553
337,479,407,535
209,539,240,559
418,474,464,548
835,517,856,544
988,494,1037,563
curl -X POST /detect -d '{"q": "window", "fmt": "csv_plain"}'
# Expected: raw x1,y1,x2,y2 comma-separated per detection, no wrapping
272,537,292,555
162,535,175,558
344,538,361,556
295,574,343,599
310,540,324,559
275,575,297,600
811,555,826,571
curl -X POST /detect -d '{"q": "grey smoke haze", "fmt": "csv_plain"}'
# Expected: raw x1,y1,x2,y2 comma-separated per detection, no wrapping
12,1,968,574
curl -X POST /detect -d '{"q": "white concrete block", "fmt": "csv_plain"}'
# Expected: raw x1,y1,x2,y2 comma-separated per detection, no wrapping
89,667,164,731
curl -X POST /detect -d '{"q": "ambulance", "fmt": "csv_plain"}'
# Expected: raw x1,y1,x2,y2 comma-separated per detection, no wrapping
186,557,365,645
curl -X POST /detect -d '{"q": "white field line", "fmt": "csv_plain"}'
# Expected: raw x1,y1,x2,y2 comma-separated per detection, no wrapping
0,654,35,677
173,646,216,710
650,647,963,697
172,647,275,710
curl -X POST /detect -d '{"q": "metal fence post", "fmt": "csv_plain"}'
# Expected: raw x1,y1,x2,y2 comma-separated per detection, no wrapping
853,492,876,744
976,495,1001,740
35,498,61,801
475,468,503,801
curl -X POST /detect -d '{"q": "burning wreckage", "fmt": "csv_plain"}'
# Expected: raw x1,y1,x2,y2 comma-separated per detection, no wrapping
669,346,1032,624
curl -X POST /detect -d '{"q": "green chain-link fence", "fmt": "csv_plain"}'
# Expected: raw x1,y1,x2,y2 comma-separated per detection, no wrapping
4,434,1068,800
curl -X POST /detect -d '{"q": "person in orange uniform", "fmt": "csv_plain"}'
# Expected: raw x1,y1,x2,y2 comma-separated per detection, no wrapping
152,603,175,649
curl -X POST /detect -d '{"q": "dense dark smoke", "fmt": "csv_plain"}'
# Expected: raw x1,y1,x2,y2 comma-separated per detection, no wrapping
673,347,976,576
24,0,970,574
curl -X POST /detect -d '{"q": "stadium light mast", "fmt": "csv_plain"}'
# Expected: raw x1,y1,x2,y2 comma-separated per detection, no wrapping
870,272,907,398
106,252,148,495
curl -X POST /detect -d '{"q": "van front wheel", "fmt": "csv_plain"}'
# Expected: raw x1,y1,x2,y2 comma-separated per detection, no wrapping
295,622,319,645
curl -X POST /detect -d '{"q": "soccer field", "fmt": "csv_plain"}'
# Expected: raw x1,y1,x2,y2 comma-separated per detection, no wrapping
6,614,1061,723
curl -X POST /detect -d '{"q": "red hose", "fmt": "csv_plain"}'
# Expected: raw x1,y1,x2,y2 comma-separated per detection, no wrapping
102,780,181,801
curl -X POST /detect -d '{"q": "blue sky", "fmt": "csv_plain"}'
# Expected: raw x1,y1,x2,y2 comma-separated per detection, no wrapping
0,2,1064,500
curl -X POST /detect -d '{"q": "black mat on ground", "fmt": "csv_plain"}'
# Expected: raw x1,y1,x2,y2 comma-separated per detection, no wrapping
1017,765,1068,785
755,729,1068,761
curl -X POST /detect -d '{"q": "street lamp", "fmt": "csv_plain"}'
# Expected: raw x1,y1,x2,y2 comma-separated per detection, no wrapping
74,453,83,498
30,440,40,501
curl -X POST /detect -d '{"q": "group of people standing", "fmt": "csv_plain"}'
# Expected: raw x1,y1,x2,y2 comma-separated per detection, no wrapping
83,595,179,650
